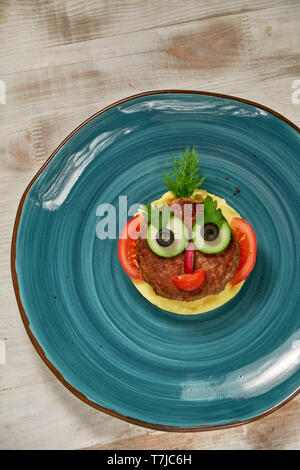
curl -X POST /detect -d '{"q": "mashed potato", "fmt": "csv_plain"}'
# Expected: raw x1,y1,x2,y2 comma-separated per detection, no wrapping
131,189,244,315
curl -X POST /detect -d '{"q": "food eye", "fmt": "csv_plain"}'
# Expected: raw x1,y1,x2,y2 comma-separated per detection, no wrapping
202,222,219,241
192,219,231,254
147,216,189,258
156,228,175,247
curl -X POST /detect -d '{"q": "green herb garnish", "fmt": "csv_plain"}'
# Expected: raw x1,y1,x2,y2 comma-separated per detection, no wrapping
202,195,225,228
140,203,170,230
162,146,205,198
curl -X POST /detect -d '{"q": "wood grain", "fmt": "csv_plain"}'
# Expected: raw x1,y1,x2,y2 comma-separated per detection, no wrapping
86,395,300,450
0,0,299,450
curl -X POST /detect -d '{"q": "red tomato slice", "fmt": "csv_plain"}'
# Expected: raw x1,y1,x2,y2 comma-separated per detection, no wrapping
118,215,143,280
173,269,206,291
230,217,257,286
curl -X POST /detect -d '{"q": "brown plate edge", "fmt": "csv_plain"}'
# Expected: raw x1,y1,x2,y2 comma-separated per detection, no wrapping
10,89,300,433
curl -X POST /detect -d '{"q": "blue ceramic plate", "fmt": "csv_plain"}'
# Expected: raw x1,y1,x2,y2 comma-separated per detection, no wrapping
12,91,300,430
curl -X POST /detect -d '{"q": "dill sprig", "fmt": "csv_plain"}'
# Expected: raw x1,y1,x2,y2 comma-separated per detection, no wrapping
162,146,206,198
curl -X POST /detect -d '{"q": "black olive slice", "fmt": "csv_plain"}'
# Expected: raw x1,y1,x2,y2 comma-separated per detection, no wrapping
156,228,175,247
201,222,219,241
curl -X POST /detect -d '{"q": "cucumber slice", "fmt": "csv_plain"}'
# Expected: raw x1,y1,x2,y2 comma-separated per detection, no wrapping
147,216,189,258
192,219,231,254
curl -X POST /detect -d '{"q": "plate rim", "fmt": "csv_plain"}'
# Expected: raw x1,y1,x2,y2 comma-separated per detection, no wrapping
11,89,300,432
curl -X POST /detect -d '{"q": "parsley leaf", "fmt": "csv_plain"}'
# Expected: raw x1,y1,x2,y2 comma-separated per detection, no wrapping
140,203,170,230
202,195,225,228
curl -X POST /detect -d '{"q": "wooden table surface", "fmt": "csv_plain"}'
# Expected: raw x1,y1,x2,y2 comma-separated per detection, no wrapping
0,0,299,450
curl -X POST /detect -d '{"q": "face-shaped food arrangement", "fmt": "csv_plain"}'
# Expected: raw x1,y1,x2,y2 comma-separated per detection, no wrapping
118,147,257,314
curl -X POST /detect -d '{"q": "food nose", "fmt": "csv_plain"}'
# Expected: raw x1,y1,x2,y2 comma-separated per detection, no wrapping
184,243,195,273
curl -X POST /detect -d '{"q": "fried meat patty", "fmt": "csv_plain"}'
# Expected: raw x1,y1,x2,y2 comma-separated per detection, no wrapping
135,198,240,301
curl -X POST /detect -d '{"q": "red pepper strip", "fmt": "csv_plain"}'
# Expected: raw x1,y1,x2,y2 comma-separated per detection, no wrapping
184,243,195,274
